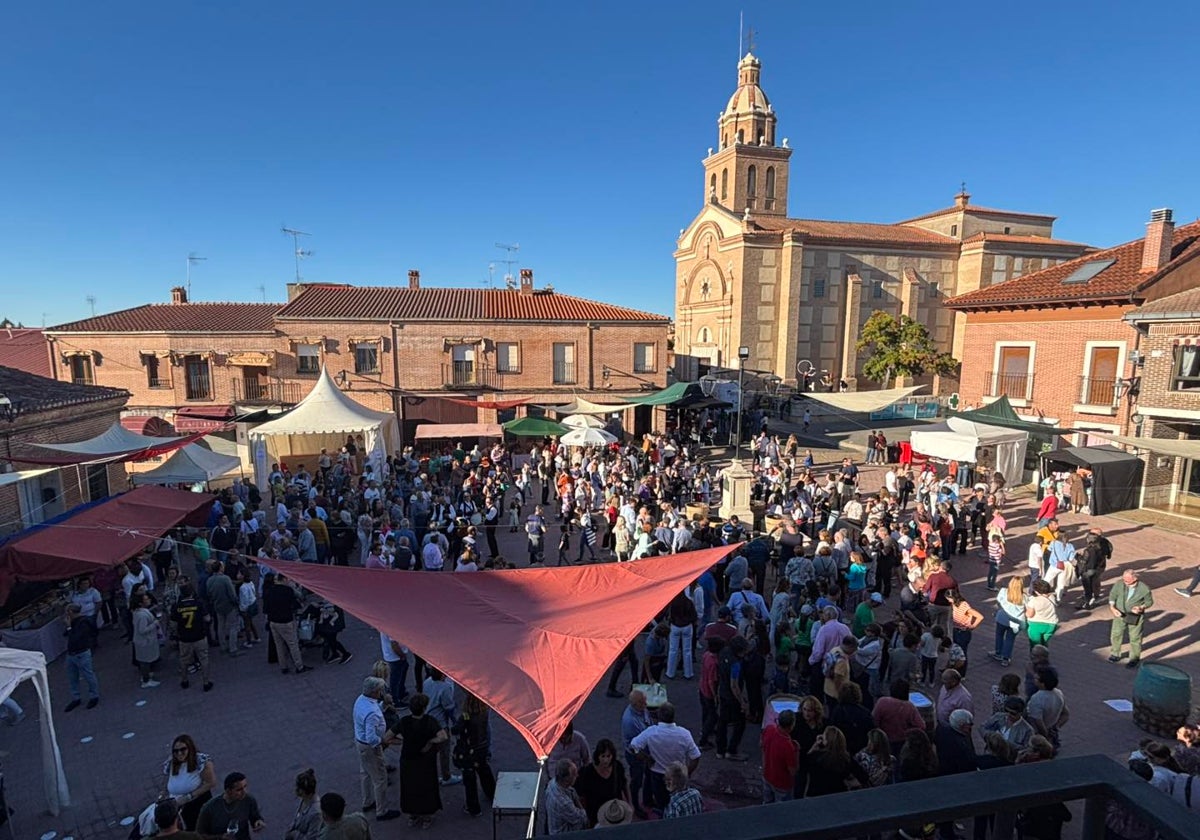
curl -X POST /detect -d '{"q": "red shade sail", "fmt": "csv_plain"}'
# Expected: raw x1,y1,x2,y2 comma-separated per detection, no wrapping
0,486,212,603
270,544,734,759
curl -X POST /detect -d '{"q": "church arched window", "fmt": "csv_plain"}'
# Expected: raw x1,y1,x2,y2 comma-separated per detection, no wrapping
766,167,776,198
697,326,712,343
721,169,728,200
736,129,744,144
709,173,717,198
747,165,757,200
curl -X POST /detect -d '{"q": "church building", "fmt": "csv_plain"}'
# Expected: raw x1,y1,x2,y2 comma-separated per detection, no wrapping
674,52,1092,390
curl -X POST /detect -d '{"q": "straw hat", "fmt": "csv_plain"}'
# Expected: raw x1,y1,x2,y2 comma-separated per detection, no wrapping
595,799,634,827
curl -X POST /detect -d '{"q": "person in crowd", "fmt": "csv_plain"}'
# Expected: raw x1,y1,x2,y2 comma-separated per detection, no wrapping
620,689,655,818
283,768,321,840
63,603,100,711
661,762,704,819
397,692,447,828
935,669,973,729
873,679,928,755
195,772,266,840
162,734,217,830
573,738,629,827
1024,580,1060,650
422,668,460,785
317,792,371,840
715,635,750,762
1109,569,1154,668
452,692,497,818
991,576,1026,667
549,721,592,771
546,759,588,834
132,591,163,689
353,676,400,822
1026,667,1069,751
760,708,799,803
982,696,1036,752
806,726,869,796
629,702,701,809
854,728,894,788
262,573,311,675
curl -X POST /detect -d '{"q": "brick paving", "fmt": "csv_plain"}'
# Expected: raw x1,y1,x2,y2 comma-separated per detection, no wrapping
1,455,1197,840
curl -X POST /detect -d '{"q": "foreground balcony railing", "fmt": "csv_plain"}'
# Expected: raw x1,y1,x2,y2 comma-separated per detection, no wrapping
988,371,1033,401
564,755,1192,840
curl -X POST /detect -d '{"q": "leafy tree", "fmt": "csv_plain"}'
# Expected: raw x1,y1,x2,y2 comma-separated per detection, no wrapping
855,311,958,387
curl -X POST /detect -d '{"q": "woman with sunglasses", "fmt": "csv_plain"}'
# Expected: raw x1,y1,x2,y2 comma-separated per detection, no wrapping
163,734,217,829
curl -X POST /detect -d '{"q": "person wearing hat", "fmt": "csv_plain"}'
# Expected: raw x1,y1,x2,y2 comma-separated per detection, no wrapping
594,798,633,828
981,696,1034,752
853,591,885,637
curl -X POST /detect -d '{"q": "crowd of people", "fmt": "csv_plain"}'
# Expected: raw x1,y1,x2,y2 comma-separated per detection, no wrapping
34,423,1195,838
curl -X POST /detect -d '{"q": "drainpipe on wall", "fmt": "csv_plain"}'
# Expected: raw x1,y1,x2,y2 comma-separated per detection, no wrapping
390,322,404,439
587,324,596,391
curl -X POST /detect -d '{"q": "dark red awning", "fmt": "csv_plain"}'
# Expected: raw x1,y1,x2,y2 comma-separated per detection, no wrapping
173,405,235,433
120,415,176,437
0,486,212,604
445,397,530,410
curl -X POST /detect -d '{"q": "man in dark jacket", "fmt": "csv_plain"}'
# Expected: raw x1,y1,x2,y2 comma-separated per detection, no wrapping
262,573,311,675
934,709,977,839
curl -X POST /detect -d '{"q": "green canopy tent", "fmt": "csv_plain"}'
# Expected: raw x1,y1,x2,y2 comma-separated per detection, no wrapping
946,395,1064,436
503,416,569,437
628,381,703,406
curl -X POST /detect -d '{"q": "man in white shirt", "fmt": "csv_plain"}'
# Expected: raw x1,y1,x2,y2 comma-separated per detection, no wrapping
421,539,445,572
885,468,899,497
353,676,400,820
629,703,701,810
380,632,408,704
121,558,156,601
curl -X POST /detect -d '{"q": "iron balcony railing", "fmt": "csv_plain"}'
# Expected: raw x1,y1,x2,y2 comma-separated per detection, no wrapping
1078,375,1119,407
441,363,496,390
988,370,1033,400
231,377,303,404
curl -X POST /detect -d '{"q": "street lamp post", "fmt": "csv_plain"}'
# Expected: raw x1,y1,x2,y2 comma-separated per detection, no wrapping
736,345,750,462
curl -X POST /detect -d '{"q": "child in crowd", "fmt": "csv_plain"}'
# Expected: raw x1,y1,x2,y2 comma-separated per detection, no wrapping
993,673,1022,714
986,532,1005,592
918,625,944,686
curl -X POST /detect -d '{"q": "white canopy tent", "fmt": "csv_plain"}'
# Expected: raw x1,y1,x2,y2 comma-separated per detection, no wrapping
131,444,241,486
801,385,925,413
909,417,1029,486
0,648,70,815
536,396,639,415
247,368,400,488
27,422,181,456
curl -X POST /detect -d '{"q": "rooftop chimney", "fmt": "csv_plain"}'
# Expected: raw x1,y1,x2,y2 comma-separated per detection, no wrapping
408,270,420,289
519,268,534,295
953,190,971,209
1141,208,1175,273
170,286,188,304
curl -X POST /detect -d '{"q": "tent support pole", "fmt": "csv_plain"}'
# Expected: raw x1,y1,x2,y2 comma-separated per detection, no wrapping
526,757,546,840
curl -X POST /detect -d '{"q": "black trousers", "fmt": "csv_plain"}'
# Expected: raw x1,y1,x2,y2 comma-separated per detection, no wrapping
715,700,746,755
463,758,496,815
607,641,638,693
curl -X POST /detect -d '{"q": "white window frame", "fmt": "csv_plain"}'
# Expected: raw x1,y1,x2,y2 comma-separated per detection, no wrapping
989,341,1036,407
296,343,321,374
1074,340,1126,415
353,342,380,374
496,341,520,374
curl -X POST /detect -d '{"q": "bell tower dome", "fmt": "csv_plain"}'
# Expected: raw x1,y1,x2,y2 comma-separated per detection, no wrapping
702,53,791,216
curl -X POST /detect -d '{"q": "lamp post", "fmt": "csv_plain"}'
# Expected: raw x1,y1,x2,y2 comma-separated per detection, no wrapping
736,345,750,462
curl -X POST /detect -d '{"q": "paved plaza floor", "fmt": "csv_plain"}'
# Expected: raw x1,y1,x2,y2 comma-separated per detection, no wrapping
1,455,1197,839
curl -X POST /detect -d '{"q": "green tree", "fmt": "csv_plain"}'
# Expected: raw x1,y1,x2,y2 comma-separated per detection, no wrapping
855,311,959,387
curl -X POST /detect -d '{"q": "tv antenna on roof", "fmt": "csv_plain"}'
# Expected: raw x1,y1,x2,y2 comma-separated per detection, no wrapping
86,295,96,316
281,226,313,283
186,253,207,299
495,242,519,287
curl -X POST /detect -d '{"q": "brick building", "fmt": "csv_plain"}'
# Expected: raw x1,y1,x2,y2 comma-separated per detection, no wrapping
945,209,1200,449
0,365,130,537
42,270,672,441
0,328,52,378
674,52,1092,389
1124,285,1200,516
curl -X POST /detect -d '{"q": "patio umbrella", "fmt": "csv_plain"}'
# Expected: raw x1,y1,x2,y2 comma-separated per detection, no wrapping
503,416,569,437
559,426,617,447
561,413,606,429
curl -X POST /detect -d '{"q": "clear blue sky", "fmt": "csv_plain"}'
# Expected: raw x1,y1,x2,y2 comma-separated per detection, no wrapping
2,2,1197,327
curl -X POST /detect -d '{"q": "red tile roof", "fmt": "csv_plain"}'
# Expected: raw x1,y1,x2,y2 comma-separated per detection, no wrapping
277,286,670,322
946,220,1200,309
0,328,51,377
0,364,128,413
960,232,1091,249
897,203,1057,224
1127,286,1200,322
747,216,957,247
47,302,282,333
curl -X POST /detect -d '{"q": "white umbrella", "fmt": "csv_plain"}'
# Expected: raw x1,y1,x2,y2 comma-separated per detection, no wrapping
561,413,606,429
559,426,617,447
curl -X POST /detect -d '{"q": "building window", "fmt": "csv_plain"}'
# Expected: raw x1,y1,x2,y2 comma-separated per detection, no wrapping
709,173,716,198
929,282,939,298
1079,345,1121,405
992,345,1033,400
1004,226,1012,234
354,343,380,374
144,354,170,388
496,342,520,373
736,129,744,143
765,167,775,198
86,464,109,502
297,343,321,374
69,354,94,385
696,326,712,344
184,355,211,400
812,276,826,299
553,343,576,384
1173,345,1200,391
721,169,728,201
633,343,656,374
747,165,757,202
950,224,958,236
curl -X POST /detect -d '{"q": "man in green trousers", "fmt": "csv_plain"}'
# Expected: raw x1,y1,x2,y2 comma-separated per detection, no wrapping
1109,569,1154,668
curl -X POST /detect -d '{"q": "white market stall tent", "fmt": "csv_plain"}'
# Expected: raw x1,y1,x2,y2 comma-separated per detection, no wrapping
0,648,70,816
131,443,241,486
247,368,400,487
909,417,1029,486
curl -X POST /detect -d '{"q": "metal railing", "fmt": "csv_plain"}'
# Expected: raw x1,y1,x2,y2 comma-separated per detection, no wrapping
1078,375,1119,407
989,370,1033,400
231,377,303,404
441,363,496,389
184,369,212,401
569,755,1193,840
553,361,576,385
148,376,172,389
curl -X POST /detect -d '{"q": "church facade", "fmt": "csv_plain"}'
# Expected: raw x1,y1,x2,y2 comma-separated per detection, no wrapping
674,53,1092,390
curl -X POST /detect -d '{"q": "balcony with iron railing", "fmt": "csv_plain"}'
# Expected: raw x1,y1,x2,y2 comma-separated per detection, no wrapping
1078,375,1119,408
553,361,576,385
232,377,303,405
441,363,497,390
988,371,1033,401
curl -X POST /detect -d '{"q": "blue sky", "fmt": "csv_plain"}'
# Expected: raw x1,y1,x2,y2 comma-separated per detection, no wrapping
2,2,1197,327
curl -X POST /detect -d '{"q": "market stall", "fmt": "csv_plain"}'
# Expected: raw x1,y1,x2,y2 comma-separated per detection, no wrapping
131,443,241,487
0,648,71,815
1039,445,1144,516
909,417,1029,487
